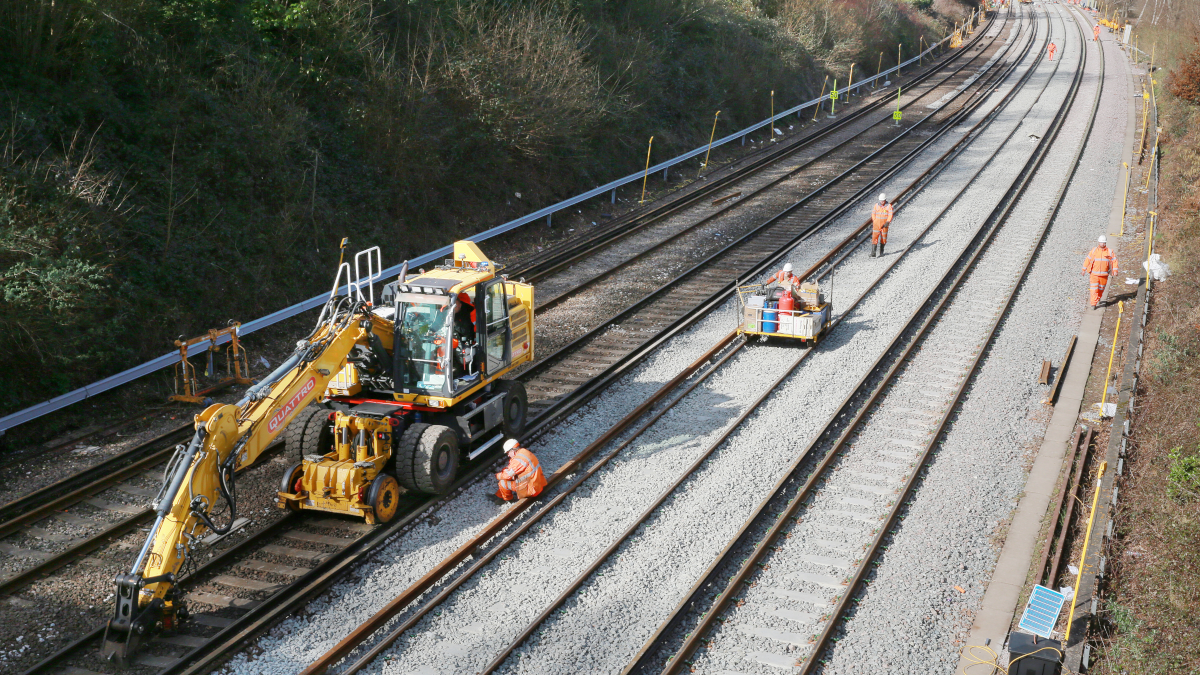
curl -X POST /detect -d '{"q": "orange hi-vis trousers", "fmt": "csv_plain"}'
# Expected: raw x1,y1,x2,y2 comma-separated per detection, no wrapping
1089,274,1107,307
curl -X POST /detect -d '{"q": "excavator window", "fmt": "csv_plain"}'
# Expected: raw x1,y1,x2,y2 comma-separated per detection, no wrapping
482,280,510,374
394,295,451,395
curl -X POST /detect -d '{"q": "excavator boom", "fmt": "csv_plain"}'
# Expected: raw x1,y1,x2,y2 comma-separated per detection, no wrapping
101,290,391,664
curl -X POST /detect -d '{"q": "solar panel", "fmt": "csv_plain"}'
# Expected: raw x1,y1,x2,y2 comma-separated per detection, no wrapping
1017,585,1067,638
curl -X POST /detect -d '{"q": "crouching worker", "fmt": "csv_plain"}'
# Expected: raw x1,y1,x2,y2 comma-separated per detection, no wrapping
490,439,547,504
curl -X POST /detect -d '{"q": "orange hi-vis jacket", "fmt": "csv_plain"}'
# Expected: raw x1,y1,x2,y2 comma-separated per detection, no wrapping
496,447,547,499
768,270,799,288
872,202,894,231
1083,245,1118,278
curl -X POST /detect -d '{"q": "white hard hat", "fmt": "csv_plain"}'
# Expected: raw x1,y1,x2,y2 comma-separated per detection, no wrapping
1098,235,1107,243
503,439,519,452
782,263,793,273
878,193,887,202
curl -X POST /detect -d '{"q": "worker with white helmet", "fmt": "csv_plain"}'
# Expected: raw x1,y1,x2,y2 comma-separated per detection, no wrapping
490,438,547,504
871,193,894,257
767,262,801,298
1083,235,1118,308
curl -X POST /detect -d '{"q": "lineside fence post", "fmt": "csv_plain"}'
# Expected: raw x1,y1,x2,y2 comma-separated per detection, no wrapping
813,75,829,120
770,90,776,142
699,111,720,178
639,136,654,204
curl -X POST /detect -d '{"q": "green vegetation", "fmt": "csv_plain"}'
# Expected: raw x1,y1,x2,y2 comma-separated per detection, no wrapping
1167,445,1200,500
0,0,955,418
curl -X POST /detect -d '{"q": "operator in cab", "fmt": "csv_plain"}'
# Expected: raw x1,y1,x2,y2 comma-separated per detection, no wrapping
490,439,547,504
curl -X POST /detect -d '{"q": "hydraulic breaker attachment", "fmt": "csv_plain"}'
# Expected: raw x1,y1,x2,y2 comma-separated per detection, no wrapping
101,573,180,666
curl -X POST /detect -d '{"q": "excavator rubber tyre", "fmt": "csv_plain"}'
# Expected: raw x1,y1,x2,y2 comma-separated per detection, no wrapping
495,380,528,437
395,422,430,491
284,407,326,460
412,424,460,494
300,408,335,458
280,462,305,511
367,474,401,524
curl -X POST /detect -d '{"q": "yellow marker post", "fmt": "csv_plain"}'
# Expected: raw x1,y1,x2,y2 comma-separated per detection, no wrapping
1119,162,1131,235
699,111,720,178
919,37,925,66
846,64,855,102
639,136,654,204
893,86,903,126
876,52,885,87
813,75,829,121
829,79,838,118
1137,89,1149,157
770,90,776,142
1146,211,1157,292
1100,302,1123,413
897,44,903,76
1064,459,1108,645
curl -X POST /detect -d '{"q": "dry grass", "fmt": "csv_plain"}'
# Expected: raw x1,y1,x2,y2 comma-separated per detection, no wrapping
1090,12,1200,669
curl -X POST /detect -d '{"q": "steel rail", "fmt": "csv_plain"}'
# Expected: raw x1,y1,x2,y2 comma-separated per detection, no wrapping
526,27,1002,315
295,13,1035,674
0,36,958,438
618,4,1049,670
0,422,191,526
516,22,1018,440
491,14,1062,672
628,6,1099,672
513,18,999,293
792,15,1096,668
7,15,1003,675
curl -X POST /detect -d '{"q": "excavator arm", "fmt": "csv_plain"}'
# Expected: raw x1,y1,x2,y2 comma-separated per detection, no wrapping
101,294,393,665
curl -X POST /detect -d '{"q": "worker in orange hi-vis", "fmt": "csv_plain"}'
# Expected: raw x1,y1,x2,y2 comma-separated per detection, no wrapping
490,439,547,504
1082,235,1118,309
768,263,800,292
871,193,894,257
1094,24,1100,41
1048,42,1057,61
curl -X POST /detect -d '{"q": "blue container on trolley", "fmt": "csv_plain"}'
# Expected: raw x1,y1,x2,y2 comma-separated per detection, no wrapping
762,301,779,333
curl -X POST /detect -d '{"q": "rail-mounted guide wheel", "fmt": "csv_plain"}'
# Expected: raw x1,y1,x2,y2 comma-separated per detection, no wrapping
367,474,401,524
397,423,460,495
280,462,305,511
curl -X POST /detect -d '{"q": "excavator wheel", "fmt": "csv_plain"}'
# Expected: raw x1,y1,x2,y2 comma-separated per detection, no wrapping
300,408,335,457
494,380,528,437
395,423,428,491
397,424,459,495
279,462,305,511
284,407,327,460
367,474,401,524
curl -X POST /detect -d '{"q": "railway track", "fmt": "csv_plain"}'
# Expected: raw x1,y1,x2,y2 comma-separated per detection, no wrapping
623,6,1102,674
509,16,1015,430
0,10,999,604
258,8,1109,675
5,12,1028,675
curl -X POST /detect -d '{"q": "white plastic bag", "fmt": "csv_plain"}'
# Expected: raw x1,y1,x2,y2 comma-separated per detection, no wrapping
1143,253,1171,281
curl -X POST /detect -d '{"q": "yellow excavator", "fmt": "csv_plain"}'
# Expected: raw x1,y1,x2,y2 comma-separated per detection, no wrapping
102,240,534,664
